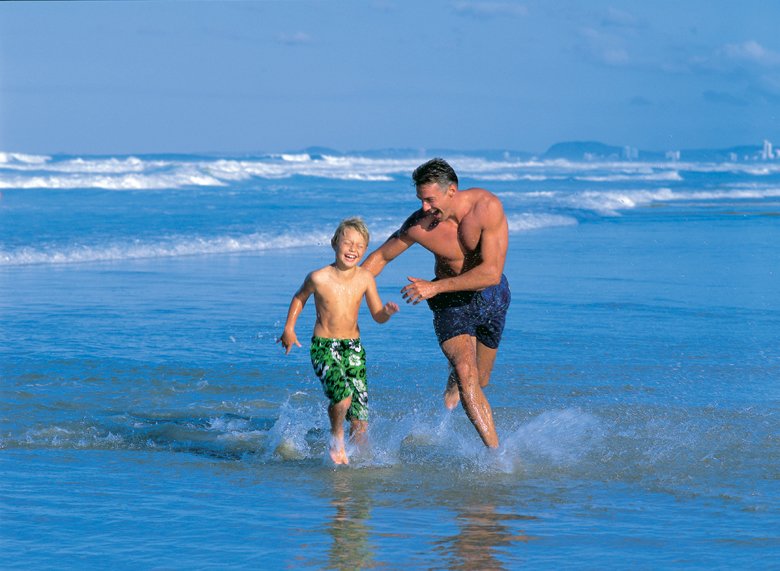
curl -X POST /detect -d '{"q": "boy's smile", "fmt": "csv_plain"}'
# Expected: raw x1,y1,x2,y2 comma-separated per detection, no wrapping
335,227,367,269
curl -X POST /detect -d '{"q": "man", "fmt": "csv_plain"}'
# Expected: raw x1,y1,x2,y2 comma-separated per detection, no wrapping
362,158,510,448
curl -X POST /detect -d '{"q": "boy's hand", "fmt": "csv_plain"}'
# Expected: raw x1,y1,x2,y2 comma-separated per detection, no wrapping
277,329,301,354
383,301,400,317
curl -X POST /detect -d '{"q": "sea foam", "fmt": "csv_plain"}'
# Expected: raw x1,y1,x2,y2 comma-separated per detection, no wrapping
0,231,331,266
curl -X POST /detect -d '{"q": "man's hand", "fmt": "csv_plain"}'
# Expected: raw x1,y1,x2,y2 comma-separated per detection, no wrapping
401,276,438,305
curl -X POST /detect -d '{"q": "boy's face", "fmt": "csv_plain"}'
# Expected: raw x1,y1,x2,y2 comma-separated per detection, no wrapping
334,227,367,269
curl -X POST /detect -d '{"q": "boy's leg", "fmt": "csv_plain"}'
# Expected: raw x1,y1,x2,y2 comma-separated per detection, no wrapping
328,396,352,464
349,419,368,447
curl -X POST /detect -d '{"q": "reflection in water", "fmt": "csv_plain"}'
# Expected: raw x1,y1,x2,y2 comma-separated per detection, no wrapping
324,471,376,570
435,501,537,570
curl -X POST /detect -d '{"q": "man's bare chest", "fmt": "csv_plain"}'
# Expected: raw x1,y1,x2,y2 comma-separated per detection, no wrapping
412,218,482,260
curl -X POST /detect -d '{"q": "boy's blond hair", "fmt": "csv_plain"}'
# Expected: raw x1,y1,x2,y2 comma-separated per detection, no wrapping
331,217,370,250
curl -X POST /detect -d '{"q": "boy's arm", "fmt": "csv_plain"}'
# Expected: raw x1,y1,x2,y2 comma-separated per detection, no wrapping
363,272,399,324
278,273,315,354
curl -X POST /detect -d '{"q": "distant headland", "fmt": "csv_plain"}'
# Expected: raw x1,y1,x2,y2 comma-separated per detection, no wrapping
296,139,780,163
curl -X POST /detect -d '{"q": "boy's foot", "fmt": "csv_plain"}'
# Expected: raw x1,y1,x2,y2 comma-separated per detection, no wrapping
329,438,349,465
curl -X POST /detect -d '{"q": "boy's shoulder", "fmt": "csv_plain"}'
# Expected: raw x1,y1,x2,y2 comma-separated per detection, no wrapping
308,264,335,283
355,266,376,282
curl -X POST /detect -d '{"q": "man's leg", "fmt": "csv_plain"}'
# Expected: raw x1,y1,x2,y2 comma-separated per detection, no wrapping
476,342,498,388
444,341,498,408
440,334,499,448
328,396,352,464
444,367,460,410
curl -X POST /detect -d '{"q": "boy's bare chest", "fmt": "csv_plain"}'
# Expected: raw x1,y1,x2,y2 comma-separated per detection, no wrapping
316,280,364,307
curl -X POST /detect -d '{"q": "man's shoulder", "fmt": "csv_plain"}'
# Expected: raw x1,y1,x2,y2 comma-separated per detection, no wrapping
398,209,436,236
464,188,505,219
463,186,500,202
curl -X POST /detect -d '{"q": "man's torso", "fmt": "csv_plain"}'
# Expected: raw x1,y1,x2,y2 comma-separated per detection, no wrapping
403,188,490,278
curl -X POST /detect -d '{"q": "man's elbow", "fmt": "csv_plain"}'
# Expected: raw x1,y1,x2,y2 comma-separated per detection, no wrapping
484,266,502,287
362,254,380,275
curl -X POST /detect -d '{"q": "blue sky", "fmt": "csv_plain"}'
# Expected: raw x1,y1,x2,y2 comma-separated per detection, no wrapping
1,0,779,154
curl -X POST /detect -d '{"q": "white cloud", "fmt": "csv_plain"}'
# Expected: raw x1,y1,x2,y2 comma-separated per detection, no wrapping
600,8,643,30
453,1,528,18
276,31,313,46
719,40,780,68
685,40,780,102
579,27,631,67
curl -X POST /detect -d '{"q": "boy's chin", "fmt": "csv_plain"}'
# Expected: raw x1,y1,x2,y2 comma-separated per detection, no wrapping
336,257,361,268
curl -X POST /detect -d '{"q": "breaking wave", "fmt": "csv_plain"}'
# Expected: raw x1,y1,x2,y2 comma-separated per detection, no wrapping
3,151,780,190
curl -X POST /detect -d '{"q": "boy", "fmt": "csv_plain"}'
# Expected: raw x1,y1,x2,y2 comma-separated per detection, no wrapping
278,217,398,464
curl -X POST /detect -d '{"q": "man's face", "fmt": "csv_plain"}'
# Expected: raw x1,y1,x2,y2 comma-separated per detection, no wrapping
416,182,453,220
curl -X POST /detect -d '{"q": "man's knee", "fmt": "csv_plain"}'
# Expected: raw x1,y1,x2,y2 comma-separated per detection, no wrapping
452,361,477,385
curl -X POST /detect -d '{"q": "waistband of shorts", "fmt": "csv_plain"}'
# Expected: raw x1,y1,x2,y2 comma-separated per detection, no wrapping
427,274,508,309
311,336,361,343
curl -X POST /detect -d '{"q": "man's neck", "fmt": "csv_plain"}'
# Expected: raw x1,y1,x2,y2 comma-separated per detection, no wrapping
447,191,469,223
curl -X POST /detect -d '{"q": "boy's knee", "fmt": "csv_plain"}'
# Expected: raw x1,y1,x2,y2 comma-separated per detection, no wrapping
330,395,352,410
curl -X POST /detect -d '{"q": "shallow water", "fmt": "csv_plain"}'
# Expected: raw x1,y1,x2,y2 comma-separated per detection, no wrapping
2,153,779,568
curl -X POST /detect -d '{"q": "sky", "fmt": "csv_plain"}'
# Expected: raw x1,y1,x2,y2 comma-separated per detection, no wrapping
1,0,779,155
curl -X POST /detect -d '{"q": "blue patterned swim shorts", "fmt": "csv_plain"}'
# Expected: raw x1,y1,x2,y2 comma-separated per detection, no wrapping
426,274,511,349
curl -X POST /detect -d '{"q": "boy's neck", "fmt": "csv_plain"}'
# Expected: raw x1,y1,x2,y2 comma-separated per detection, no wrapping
332,261,358,274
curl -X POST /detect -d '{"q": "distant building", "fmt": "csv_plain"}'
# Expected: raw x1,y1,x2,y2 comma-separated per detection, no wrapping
623,146,639,160
665,150,681,161
762,140,773,160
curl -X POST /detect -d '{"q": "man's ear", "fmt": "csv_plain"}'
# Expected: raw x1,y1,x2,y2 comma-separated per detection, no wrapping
447,183,457,197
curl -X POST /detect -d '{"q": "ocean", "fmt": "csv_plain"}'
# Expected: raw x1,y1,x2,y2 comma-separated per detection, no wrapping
1,150,778,568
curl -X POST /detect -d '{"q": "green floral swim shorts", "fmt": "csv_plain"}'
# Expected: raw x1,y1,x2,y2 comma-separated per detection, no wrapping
310,337,368,421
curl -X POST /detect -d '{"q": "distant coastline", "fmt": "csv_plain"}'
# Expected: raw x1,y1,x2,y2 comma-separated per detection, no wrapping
290,139,780,164
3,140,780,164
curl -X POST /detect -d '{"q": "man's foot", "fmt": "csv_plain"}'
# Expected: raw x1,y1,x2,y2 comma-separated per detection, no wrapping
444,377,460,410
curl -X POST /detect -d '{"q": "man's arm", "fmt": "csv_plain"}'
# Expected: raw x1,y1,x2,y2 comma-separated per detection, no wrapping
434,198,508,292
402,197,508,303
362,230,415,277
